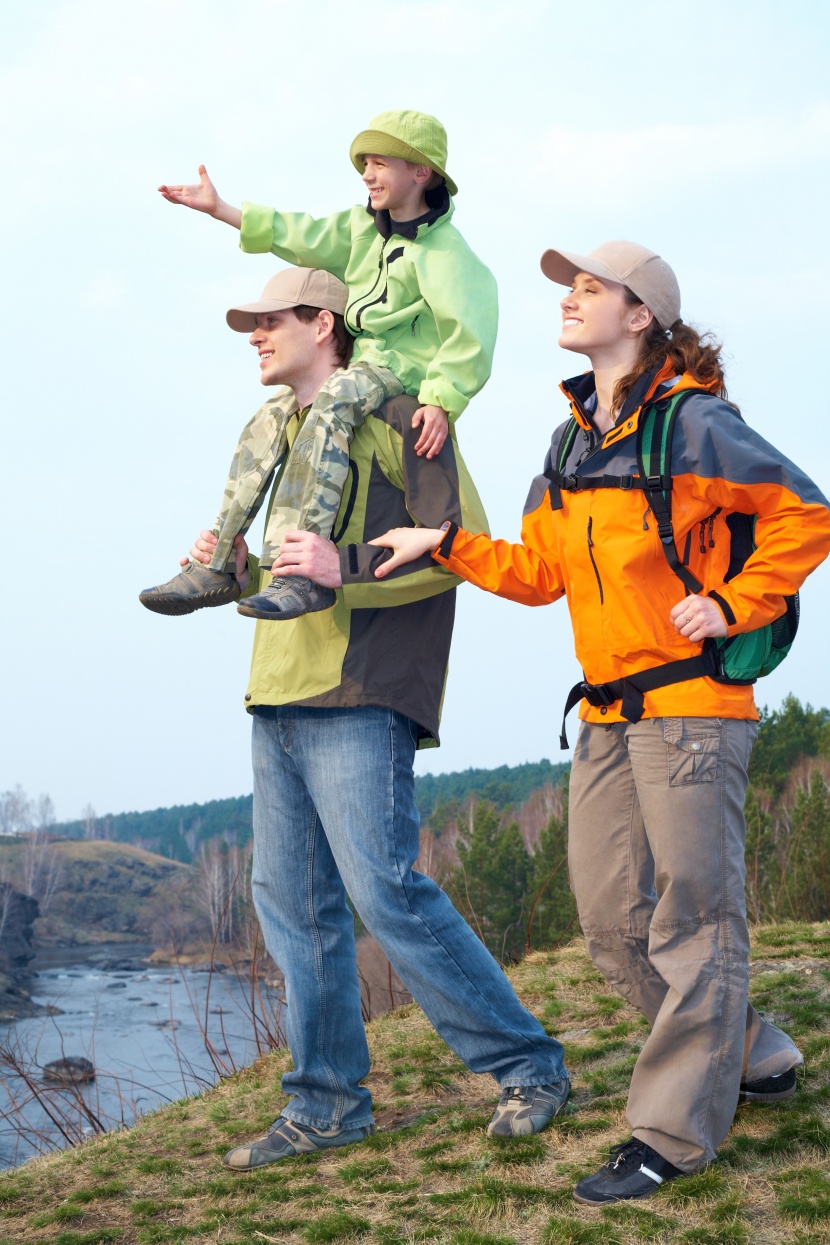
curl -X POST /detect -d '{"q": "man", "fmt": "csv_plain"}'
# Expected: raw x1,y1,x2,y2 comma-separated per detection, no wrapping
175,267,569,1170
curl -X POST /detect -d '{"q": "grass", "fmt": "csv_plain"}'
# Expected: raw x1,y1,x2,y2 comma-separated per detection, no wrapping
0,924,828,1244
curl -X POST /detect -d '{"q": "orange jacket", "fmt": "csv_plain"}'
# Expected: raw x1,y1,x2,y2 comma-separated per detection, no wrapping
435,364,830,723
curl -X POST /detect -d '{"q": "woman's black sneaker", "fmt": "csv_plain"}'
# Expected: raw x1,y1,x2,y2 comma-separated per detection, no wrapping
574,1138,683,1204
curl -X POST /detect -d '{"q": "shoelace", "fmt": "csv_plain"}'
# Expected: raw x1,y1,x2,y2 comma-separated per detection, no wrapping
608,1139,647,1170
501,1087,528,1102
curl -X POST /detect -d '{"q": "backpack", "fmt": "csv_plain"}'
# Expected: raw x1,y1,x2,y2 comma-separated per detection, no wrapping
551,390,799,747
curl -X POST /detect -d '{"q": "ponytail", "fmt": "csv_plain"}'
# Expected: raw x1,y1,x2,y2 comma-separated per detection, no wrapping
612,290,728,414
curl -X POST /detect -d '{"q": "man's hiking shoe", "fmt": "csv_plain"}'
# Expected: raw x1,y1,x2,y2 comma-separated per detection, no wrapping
574,1138,684,1204
139,563,240,615
739,1065,798,1103
486,1078,570,1137
237,575,336,620
223,1115,374,1171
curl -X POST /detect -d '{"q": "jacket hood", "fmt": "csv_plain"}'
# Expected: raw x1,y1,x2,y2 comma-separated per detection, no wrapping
368,183,452,241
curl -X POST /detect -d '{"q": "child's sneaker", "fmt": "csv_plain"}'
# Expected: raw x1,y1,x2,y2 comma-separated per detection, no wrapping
139,563,241,615
237,576,336,620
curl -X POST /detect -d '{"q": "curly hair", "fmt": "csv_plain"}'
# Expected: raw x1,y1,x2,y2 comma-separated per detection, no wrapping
612,289,728,413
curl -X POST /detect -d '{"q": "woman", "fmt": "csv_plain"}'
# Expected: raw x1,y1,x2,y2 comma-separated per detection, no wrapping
370,241,830,1203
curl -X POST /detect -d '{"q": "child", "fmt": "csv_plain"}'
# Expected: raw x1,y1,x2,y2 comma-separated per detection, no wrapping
141,109,498,621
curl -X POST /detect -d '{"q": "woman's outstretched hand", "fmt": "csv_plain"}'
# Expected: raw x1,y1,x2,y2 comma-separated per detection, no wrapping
368,527,445,577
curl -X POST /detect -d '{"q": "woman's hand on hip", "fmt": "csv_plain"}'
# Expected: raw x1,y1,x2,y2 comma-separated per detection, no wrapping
670,594,729,643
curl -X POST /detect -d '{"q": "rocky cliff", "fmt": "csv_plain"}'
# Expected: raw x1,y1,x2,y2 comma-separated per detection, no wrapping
0,883,40,1020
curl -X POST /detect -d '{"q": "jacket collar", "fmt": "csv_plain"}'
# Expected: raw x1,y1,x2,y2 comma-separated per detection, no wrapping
560,360,715,434
367,183,452,241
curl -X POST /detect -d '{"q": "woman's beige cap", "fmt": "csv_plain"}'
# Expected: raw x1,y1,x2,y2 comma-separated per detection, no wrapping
226,267,348,333
540,240,681,329
350,109,458,197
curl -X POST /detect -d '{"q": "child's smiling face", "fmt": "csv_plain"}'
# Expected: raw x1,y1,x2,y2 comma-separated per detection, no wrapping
361,154,432,219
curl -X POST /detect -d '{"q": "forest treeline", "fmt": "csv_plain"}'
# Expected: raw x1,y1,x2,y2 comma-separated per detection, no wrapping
19,759,570,864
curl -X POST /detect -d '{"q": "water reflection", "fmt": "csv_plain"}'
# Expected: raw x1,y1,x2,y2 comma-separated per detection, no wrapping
0,943,282,1169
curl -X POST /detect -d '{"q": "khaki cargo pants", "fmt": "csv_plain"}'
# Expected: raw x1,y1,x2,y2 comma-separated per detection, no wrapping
568,716,802,1171
208,362,403,572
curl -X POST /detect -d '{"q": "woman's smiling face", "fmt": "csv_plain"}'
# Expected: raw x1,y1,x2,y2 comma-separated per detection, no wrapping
558,271,639,355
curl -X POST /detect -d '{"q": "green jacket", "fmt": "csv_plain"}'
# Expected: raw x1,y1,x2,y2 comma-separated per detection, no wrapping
243,393,489,745
239,199,498,419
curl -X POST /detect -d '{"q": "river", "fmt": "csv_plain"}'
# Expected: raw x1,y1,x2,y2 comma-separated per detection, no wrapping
0,942,283,1170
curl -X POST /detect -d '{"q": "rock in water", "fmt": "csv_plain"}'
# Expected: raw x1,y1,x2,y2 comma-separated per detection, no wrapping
42,1057,95,1084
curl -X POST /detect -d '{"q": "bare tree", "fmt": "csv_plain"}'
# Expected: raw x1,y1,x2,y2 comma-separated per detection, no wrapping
194,839,251,945
33,793,56,833
21,827,63,912
0,786,33,836
81,803,97,840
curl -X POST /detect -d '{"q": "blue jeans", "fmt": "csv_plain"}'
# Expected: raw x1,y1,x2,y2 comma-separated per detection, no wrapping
251,705,567,1131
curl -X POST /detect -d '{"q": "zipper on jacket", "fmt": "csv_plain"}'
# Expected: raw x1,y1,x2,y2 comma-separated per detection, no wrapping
586,516,604,604
411,314,420,336
348,242,408,331
355,288,388,328
345,239,389,330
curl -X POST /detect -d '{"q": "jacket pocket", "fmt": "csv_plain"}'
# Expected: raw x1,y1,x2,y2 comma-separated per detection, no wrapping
662,717,721,787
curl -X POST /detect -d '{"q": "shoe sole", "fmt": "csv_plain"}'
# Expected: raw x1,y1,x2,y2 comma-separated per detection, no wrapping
236,596,335,621
139,589,240,616
738,1084,797,1103
573,1187,658,1206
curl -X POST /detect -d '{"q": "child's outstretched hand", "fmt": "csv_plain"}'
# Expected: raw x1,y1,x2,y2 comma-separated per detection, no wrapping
158,164,219,212
412,405,449,458
158,165,242,229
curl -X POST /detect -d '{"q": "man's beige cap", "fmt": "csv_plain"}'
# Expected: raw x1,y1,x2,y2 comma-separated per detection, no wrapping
226,267,348,333
540,241,681,329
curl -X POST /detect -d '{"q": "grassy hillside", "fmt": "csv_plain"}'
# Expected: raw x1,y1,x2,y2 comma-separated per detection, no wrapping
0,839,192,945
1,922,828,1244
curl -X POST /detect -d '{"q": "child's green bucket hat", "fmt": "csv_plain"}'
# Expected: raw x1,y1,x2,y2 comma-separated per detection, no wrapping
350,110,458,196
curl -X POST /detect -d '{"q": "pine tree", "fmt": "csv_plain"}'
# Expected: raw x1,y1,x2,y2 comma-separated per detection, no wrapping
781,770,830,921
453,801,530,962
526,794,577,952
744,785,777,923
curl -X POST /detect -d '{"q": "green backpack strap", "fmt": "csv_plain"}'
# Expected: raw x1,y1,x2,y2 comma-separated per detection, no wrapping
637,392,704,595
544,417,581,511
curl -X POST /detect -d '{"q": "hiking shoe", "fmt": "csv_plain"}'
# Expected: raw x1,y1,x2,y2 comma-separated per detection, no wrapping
573,1138,683,1204
139,563,240,615
486,1078,571,1137
223,1115,374,1171
739,1065,798,1103
236,575,336,620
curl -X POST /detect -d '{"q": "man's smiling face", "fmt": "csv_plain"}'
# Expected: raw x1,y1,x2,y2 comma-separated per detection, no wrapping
249,309,322,388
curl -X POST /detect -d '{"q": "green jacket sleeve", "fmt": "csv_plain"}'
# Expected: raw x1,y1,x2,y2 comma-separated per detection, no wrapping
239,202,354,281
413,237,498,418
338,410,489,609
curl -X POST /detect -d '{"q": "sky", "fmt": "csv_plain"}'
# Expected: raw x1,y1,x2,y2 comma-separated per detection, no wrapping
2,0,830,823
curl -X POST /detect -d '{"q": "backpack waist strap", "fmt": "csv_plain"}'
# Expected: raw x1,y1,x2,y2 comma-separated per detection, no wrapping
559,642,724,749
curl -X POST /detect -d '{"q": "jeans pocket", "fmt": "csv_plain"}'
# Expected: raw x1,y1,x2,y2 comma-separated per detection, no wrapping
662,717,721,787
